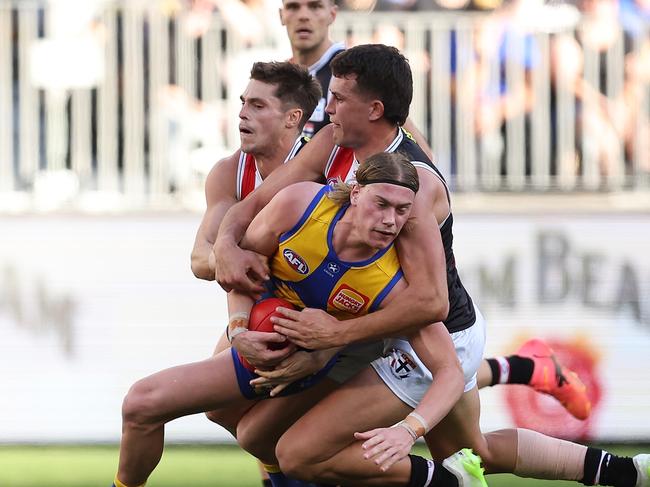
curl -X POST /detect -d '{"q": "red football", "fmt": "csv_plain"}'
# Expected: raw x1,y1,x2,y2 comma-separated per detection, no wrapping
237,297,295,371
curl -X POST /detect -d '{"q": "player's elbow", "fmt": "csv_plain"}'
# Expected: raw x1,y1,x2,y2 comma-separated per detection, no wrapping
413,286,449,324
190,251,214,281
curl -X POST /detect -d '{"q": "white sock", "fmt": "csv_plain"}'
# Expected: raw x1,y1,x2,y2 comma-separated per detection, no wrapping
594,451,609,485
424,459,435,487
496,356,510,384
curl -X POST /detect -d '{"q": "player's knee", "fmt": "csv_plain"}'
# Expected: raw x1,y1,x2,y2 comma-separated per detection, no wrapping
204,409,237,437
204,409,221,424
121,378,165,427
237,421,276,462
479,429,519,473
276,434,316,480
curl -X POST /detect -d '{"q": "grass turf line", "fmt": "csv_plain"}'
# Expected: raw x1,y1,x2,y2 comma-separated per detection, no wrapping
0,444,644,487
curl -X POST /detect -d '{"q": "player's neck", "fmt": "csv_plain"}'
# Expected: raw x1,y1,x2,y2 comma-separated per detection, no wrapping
352,124,401,164
252,132,300,179
292,39,333,67
331,218,377,262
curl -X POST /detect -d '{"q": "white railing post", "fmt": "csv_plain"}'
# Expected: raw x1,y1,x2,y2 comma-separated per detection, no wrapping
97,6,119,194
504,32,526,190
606,29,626,189
530,31,550,190
17,4,38,186
122,4,145,201
454,19,477,191
146,5,170,197
581,37,602,190
405,18,427,139
0,3,14,192
70,88,92,183
430,20,452,183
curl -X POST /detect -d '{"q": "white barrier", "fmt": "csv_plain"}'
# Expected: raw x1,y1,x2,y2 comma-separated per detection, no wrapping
1,1,649,210
0,212,649,443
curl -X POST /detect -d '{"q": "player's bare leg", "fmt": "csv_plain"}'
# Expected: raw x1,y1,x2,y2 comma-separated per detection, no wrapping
205,330,243,435
426,386,645,486
275,370,488,486
205,330,281,486
117,349,253,486
237,378,340,464
275,367,413,485
424,386,517,471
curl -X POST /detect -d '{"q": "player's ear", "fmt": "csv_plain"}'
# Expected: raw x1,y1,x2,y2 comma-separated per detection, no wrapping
368,100,384,121
286,108,303,128
350,183,360,205
279,6,286,25
329,1,338,24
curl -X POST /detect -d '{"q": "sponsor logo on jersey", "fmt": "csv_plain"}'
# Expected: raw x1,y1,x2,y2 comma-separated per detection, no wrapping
327,262,340,274
328,284,369,314
283,249,309,275
389,349,417,379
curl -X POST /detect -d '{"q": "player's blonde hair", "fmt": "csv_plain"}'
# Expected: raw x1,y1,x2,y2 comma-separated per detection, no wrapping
327,152,419,205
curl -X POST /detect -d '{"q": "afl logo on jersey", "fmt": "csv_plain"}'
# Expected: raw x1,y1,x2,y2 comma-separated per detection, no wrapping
283,249,309,275
328,284,369,314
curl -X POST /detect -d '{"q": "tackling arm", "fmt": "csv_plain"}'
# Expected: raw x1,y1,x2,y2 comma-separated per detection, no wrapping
190,156,238,280
403,324,464,434
354,323,464,471
213,127,336,293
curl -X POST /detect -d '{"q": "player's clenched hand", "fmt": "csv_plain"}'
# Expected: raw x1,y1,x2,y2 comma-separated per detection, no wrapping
213,244,269,296
232,330,295,369
250,349,333,397
354,425,416,472
271,307,342,349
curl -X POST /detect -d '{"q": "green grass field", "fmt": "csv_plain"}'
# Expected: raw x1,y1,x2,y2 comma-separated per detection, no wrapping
0,443,644,487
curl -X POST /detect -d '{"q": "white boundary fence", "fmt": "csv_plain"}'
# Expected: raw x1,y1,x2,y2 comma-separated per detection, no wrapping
2,212,649,442
1,1,649,211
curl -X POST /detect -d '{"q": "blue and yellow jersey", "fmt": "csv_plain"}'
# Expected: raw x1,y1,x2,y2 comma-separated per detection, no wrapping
269,185,403,320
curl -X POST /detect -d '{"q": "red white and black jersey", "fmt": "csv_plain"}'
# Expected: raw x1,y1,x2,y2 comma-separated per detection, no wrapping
324,128,476,334
235,136,308,201
299,42,346,138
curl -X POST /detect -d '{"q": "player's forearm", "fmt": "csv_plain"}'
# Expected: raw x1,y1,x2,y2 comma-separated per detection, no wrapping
406,323,463,435
312,346,344,367
215,203,254,249
404,364,464,438
336,285,448,346
227,290,254,344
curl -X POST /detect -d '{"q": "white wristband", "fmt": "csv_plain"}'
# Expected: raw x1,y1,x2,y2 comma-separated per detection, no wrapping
227,312,250,344
229,312,250,324
228,326,248,343
407,411,430,434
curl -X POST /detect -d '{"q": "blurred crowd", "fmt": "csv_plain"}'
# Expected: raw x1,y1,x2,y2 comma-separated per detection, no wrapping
187,0,650,182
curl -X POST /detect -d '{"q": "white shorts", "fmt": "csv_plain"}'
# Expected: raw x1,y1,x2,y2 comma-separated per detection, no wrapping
370,307,487,408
